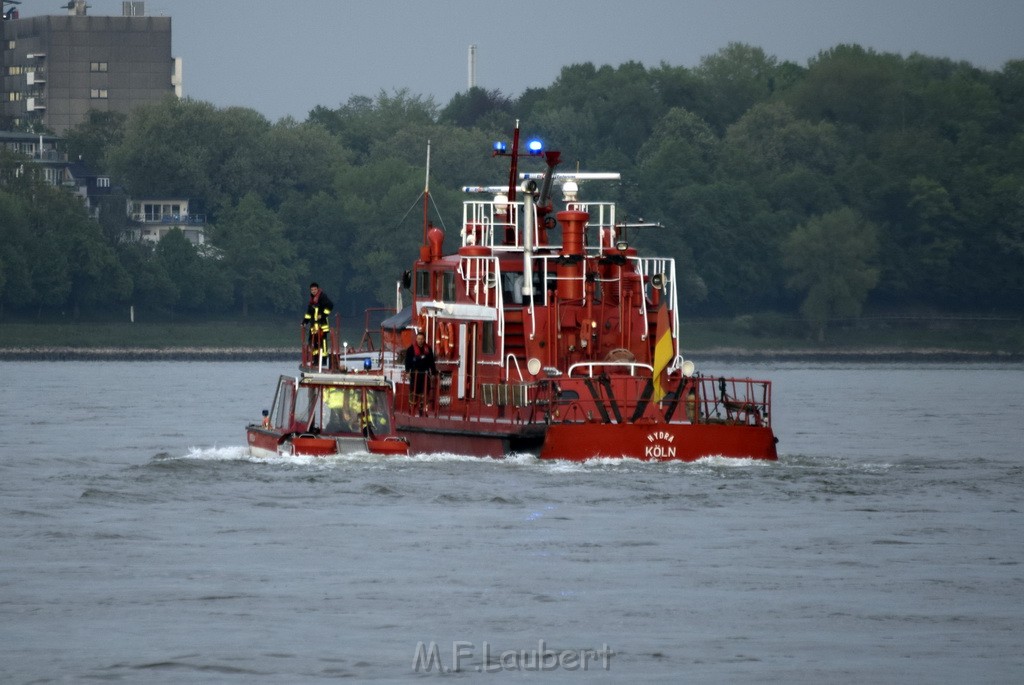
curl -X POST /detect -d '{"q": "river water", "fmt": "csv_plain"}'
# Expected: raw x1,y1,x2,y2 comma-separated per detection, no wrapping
1,360,1021,683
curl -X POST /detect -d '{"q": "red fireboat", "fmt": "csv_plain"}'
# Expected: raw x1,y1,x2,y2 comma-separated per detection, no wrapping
247,123,778,462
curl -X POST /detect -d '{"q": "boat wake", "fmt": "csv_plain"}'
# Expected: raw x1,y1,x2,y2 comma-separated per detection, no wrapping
164,446,799,471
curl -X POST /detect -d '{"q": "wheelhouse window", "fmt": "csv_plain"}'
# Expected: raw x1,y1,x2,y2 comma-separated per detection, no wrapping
502,272,524,305
270,376,296,431
415,270,430,298
441,271,455,302
294,385,317,431
482,321,495,354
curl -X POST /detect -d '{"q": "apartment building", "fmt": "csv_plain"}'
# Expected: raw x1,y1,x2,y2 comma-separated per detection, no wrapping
2,1,181,133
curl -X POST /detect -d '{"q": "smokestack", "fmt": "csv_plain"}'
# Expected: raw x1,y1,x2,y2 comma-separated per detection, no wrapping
468,44,476,90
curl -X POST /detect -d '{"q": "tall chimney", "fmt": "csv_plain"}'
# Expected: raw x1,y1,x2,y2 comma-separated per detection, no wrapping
468,44,476,90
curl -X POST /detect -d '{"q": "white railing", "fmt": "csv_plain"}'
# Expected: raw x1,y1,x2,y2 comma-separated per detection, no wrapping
461,199,618,253
567,361,654,377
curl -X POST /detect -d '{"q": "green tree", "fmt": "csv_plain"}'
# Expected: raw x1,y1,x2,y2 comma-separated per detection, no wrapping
523,61,665,169
636,108,720,192
118,242,178,314
107,96,220,200
62,110,127,170
107,97,272,216
257,120,348,210
0,173,130,317
154,228,230,314
439,87,514,128
212,193,306,316
784,44,907,132
0,189,33,316
35,185,131,317
694,43,780,133
672,181,779,312
648,62,704,113
307,90,438,165
783,207,879,340
721,102,843,220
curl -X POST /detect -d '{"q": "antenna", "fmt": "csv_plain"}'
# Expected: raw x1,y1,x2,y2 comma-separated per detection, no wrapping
468,44,476,90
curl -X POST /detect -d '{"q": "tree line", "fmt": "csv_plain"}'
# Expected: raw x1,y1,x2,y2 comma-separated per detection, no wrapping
1,42,1022,337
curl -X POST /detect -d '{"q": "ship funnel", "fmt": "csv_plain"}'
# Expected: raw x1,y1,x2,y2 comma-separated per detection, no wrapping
556,209,588,300
427,224,444,261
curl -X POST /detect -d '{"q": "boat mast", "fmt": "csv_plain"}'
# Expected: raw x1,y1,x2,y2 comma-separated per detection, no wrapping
506,122,521,217
422,140,431,246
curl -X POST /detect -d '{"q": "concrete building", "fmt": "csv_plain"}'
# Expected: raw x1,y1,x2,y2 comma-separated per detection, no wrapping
0,129,67,185
127,197,207,246
1,0,181,133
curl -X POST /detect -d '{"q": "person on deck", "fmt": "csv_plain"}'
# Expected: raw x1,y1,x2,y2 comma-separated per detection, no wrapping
303,282,333,364
404,331,437,415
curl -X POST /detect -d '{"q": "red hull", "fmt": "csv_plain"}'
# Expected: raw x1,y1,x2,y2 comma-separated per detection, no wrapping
392,411,776,462
246,426,409,458
539,422,778,462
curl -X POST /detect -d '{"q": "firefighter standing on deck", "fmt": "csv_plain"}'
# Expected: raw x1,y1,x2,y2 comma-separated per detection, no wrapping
404,331,437,415
303,282,333,364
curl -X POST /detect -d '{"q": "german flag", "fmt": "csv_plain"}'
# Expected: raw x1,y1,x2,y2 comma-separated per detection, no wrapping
652,302,673,402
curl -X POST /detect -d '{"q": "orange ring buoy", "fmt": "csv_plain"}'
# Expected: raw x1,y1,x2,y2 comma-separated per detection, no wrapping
438,321,453,356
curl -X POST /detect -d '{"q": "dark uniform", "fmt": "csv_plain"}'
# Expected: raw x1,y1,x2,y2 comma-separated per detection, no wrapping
404,333,437,414
304,282,333,361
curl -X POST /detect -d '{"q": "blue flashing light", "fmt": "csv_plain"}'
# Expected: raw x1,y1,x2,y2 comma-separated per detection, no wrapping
492,141,508,153
527,139,544,154
363,357,373,370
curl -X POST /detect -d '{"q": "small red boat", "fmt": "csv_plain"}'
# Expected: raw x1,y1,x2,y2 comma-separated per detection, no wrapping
246,355,410,458
248,124,778,462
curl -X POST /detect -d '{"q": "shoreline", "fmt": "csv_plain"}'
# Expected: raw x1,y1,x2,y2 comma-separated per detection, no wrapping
0,347,1020,363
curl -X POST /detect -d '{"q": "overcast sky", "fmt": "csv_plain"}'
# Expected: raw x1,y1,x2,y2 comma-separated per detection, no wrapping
15,0,1024,121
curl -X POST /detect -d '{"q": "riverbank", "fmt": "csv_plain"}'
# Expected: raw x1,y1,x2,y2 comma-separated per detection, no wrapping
1,316,1020,362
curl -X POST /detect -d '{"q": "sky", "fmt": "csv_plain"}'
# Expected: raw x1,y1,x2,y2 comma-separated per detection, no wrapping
13,0,1024,121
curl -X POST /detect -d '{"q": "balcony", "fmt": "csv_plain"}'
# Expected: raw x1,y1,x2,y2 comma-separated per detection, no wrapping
130,212,206,225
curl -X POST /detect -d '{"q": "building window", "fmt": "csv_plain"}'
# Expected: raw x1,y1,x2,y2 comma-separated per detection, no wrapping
90,89,108,99
90,62,108,72
97,177,111,188
141,202,182,222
